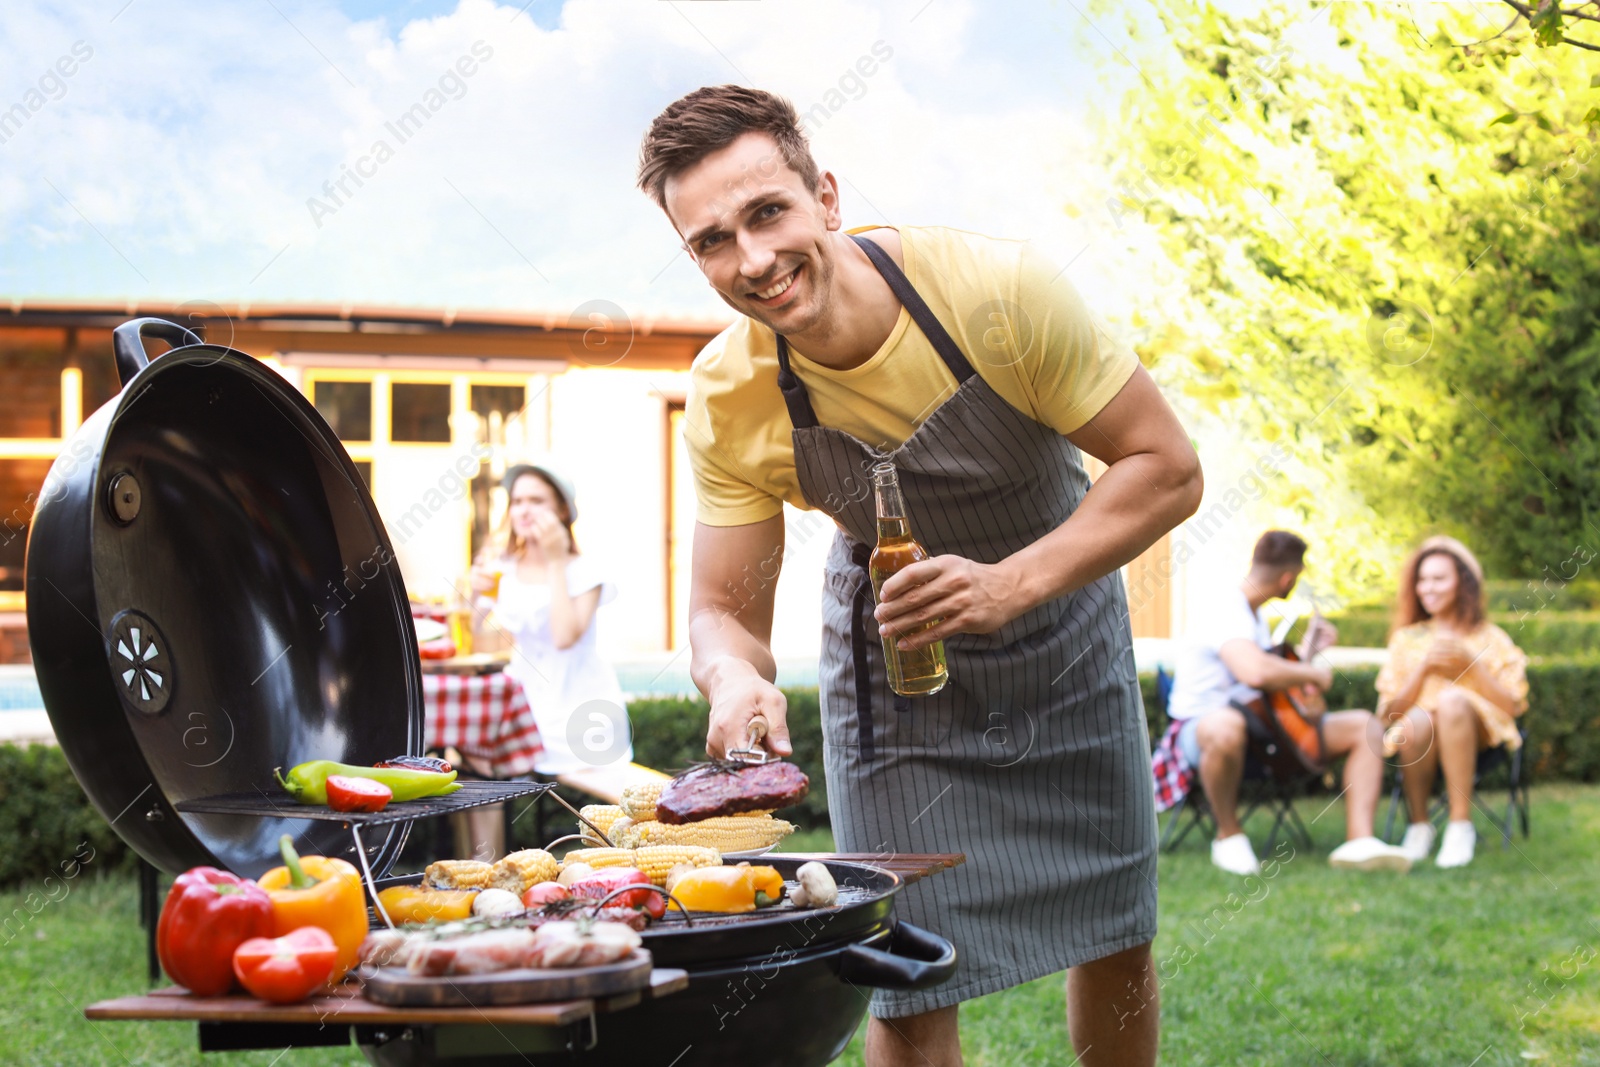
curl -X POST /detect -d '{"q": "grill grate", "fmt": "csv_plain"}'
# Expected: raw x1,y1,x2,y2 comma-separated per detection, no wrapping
176,779,555,828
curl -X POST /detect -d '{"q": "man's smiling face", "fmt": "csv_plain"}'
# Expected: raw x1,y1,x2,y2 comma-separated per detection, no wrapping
664,131,841,338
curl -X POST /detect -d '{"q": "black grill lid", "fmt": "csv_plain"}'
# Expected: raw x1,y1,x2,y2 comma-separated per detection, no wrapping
26,318,422,879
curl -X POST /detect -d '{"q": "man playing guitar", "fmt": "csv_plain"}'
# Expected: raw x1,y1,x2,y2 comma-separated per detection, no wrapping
1152,531,1412,874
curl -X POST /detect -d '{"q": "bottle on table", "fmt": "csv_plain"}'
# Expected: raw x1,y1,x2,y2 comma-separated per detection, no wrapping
869,461,949,697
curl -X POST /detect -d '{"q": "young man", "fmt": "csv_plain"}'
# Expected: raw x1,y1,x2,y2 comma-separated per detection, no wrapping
638,86,1203,1067
1153,531,1412,875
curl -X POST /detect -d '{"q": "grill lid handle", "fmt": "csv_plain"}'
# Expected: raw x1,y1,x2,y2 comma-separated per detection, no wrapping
114,317,204,387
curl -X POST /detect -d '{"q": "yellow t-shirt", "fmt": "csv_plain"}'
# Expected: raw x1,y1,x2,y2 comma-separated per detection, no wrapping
684,225,1140,526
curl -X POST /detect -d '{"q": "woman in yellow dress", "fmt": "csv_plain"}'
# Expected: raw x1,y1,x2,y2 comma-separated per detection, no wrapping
1377,536,1528,868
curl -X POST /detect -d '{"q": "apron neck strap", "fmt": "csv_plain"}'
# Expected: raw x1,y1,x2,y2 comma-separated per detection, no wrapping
848,232,975,384
774,335,819,429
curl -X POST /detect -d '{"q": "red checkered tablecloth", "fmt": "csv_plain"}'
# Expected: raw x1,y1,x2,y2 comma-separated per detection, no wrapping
422,672,544,779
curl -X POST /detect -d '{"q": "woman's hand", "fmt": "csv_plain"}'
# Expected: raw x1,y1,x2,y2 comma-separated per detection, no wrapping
529,508,571,564
873,555,1023,651
468,555,501,595
1423,636,1474,679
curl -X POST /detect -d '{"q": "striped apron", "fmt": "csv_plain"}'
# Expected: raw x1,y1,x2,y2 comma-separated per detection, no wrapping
776,234,1158,1018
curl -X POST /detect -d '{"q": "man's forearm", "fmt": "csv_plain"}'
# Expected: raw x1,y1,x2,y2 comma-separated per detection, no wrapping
1255,656,1326,692
1004,452,1201,614
688,607,777,701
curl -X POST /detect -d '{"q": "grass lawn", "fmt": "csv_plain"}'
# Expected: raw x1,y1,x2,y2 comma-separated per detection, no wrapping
5,784,1599,1065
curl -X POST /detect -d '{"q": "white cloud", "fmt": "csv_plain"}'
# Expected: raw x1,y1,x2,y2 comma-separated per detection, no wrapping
1,0,1138,322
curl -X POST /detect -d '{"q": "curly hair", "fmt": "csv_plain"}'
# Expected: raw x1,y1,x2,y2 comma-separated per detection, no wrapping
1394,542,1486,632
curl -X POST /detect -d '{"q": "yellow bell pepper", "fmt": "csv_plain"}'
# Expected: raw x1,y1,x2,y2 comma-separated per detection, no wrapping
749,865,784,905
375,884,477,925
668,864,786,913
257,835,370,983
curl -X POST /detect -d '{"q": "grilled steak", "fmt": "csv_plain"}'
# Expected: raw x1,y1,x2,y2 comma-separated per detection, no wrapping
656,761,810,824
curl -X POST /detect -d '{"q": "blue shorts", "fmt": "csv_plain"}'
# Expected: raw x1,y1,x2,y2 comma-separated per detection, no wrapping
1176,708,1249,767
1177,716,1203,767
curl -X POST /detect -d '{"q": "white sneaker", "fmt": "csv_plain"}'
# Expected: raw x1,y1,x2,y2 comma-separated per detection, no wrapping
1211,833,1261,875
1399,822,1436,862
1435,821,1477,868
1328,836,1413,872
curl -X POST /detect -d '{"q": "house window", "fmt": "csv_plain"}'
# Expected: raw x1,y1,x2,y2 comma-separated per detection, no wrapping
313,381,372,442
390,382,452,443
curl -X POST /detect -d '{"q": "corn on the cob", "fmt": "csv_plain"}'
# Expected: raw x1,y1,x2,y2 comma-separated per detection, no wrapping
578,804,627,839
633,845,720,887
560,848,636,872
490,849,559,893
422,859,496,890
617,815,795,853
619,781,664,822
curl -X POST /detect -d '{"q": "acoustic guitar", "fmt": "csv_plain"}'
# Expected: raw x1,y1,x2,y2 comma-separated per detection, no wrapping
1233,611,1333,779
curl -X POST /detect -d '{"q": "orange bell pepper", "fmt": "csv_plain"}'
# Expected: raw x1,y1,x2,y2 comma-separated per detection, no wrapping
256,835,369,983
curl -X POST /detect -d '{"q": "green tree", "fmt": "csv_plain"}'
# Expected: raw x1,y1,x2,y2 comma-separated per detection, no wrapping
1498,2,1600,56
1100,1,1600,599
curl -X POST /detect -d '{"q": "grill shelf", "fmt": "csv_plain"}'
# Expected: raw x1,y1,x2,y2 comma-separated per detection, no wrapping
175,779,555,826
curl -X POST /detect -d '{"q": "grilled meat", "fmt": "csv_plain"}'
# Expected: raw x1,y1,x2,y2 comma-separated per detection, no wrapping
656,760,810,824
405,927,538,976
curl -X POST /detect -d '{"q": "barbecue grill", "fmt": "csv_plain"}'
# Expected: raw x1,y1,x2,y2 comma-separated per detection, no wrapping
28,318,957,1066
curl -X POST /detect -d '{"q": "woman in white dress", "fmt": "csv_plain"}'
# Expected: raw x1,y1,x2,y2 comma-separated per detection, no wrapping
472,463,632,773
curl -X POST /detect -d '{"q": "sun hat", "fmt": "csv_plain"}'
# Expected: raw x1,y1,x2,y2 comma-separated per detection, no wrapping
503,460,578,523
1416,535,1484,584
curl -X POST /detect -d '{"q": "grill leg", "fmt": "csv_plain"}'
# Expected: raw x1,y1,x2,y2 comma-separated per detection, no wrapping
139,858,161,986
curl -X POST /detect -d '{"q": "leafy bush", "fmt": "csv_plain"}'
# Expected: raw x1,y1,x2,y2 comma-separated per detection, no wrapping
1485,578,1600,614
0,745,132,887
1328,610,1600,657
13,654,1600,886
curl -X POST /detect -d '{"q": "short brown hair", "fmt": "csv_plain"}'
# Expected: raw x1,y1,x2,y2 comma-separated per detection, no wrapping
637,85,821,210
1252,530,1307,571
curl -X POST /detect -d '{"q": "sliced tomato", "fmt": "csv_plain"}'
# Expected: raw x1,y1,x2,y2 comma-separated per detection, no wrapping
521,881,570,907
418,639,456,660
232,926,339,1003
325,775,392,812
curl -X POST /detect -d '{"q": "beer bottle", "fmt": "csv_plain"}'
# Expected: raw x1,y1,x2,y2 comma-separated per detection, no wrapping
869,461,948,696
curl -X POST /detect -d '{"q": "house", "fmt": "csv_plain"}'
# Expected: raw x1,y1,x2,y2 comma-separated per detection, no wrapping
0,301,1177,670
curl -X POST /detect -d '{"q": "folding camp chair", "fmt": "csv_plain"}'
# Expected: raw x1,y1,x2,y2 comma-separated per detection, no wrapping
1155,666,1316,855
1381,725,1530,848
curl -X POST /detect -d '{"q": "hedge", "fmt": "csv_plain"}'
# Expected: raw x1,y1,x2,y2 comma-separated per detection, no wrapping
8,657,1600,887
0,745,134,888
1328,610,1600,656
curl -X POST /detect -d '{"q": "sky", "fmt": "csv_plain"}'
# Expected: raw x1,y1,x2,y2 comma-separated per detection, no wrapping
0,0,1153,323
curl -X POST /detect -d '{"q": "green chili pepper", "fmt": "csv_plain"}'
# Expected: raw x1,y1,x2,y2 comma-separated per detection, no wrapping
274,760,461,805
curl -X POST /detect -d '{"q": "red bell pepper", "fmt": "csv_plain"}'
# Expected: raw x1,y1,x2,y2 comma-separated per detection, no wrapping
325,775,392,812
570,868,665,920
156,867,275,996
232,926,339,1003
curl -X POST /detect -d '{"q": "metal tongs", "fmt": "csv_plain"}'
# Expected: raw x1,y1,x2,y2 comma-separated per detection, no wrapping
726,712,774,765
